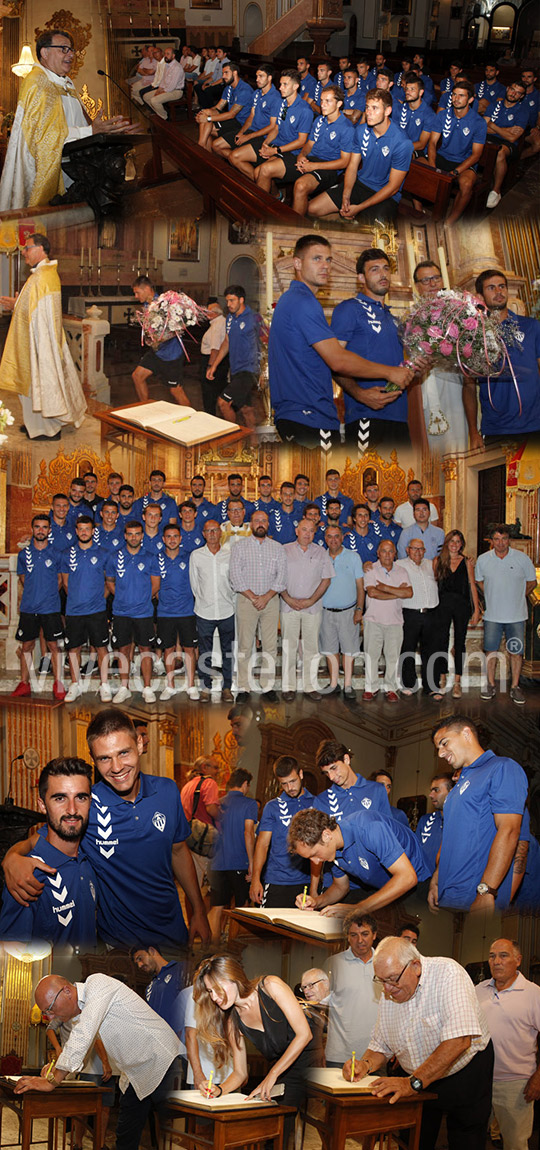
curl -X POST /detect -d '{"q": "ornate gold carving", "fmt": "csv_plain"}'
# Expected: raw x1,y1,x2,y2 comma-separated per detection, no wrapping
199,444,259,467
158,718,178,749
34,11,92,80
342,451,413,507
441,457,458,481
33,447,112,510
210,729,240,785
79,83,103,122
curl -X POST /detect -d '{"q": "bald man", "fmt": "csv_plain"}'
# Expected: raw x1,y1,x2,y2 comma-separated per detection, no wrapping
300,968,330,1004
15,973,181,1149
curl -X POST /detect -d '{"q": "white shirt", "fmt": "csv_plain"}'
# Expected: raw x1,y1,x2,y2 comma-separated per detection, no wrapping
189,544,235,620
152,57,185,92
201,313,226,356
325,949,381,1063
56,974,179,1100
400,556,439,610
394,500,439,528
40,64,92,141
370,956,490,1076
183,987,233,1084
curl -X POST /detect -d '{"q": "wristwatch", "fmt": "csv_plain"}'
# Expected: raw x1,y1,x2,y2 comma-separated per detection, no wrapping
476,882,498,896
409,1075,424,1092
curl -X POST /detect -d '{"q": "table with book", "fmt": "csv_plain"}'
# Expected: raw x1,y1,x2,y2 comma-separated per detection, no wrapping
304,1069,435,1150
163,1088,295,1150
0,1076,107,1150
95,400,254,455
226,908,344,980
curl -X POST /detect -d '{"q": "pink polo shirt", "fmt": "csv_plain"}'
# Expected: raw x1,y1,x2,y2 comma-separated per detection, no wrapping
363,560,411,625
476,971,540,1079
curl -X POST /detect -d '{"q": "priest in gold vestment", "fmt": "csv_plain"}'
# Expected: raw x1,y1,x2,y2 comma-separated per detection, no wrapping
0,234,87,439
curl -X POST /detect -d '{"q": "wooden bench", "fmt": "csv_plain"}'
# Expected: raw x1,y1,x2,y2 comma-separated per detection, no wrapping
147,120,300,221
401,159,455,220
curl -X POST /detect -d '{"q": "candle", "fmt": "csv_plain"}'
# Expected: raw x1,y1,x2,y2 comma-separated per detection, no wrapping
265,229,272,314
154,257,158,270
146,250,149,269
80,246,84,266
98,247,101,268
437,245,450,290
137,249,141,267
148,0,152,13
88,247,92,268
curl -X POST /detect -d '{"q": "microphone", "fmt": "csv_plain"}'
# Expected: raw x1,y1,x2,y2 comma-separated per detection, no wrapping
97,68,154,123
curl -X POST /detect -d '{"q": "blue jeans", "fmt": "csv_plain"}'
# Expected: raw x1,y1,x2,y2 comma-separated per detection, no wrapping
196,614,235,689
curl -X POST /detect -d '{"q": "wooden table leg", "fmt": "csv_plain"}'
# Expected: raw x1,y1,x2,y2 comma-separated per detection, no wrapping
21,1103,33,1150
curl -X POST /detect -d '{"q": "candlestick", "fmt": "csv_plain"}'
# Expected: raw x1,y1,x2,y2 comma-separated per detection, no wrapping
80,246,84,266
437,245,450,290
98,247,101,268
265,229,273,315
146,249,150,271
154,257,158,270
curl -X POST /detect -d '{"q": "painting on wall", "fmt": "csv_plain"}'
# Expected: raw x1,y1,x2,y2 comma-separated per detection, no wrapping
168,219,200,262
190,0,222,9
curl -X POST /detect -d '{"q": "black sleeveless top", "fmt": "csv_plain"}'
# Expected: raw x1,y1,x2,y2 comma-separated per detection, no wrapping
439,557,470,601
235,980,318,1107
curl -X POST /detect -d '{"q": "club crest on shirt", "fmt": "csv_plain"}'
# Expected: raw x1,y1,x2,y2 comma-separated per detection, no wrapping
138,562,145,571
463,126,470,135
152,811,166,832
361,797,372,809
459,780,470,794
358,856,369,869
382,145,390,156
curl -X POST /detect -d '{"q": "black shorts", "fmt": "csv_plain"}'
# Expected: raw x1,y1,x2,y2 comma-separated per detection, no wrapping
486,132,519,158
326,178,398,221
215,116,242,144
275,150,303,184
111,615,155,648
235,135,266,161
310,167,343,194
65,610,109,650
16,612,64,643
156,615,198,649
209,868,249,908
221,370,257,410
435,153,461,173
262,882,308,908
275,418,341,450
139,348,185,387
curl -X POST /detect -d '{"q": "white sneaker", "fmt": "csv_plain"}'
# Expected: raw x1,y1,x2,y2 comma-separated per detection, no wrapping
64,682,82,702
153,657,166,675
160,686,177,701
142,686,156,703
486,190,501,209
187,686,200,700
113,686,132,704
99,683,113,702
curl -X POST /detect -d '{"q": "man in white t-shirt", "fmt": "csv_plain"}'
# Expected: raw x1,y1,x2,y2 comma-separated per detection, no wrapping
394,480,439,528
325,912,381,1067
475,524,537,705
201,299,228,413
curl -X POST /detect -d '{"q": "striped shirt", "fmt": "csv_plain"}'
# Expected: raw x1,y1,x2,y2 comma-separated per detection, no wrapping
56,974,180,1100
229,533,287,595
370,955,490,1075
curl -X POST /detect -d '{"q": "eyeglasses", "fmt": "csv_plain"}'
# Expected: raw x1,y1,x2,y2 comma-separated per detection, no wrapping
301,978,326,993
373,959,413,987
48,43,75,55
43,984,70,1016
416,275,442,285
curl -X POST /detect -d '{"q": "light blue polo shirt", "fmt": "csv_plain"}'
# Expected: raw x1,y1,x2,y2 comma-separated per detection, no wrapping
437,750,528,910
352,119,413,199
398,522,445,559
322,548,363,608
475,546,537,622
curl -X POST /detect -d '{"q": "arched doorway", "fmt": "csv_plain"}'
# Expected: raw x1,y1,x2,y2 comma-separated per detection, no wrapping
465,15,490,51
227,256,261,311
515,0,540,60
244,3,263,46
489,3,517,49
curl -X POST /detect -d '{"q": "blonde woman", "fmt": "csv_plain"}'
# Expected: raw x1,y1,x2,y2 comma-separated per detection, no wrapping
193,953,317,1142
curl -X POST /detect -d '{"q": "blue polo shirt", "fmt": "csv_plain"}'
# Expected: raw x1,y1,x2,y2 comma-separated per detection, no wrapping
315,491,354,525
393,98,438,145
142,531,165,555
84,773,190,947
222,77,253,125
485,97,529,132
93,524,123,554
415,810,443,873
439,89,479,114
48,521,76,553
132,493,178,524
212,790,258,871
18,543,61,614
0,826,97,948
117,508,140,532
60,543,108,616
371,518,402,545
106,546,160,617
435,106,487,164
322,548,363,608
440,76,454,94
514,809,540,911
438,749,528,911
250,84,283,130
156,549,194,617
343,529,379,564
274,94,314,152
352,120,413,199
192,499,217,529
144,960,185,1033
476,312,540,435
253,496,282,516
214,497,254,524
178,526,205,554
258,789,314,885
299,72,318,100
475,78,506,102
309,113,355,164
398,522,444,559
356,75,370,94
66,500,95,530
332,810,430,888
314,774,391,822
268,506,300,543
269,279,339,429
331,292,406,424
226,305,260,374
523,86,540,128
344,89,366,114
313,78,334,105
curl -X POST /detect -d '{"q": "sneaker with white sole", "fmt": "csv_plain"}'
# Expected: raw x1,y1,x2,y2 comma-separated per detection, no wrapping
480,682,496,700
510,685,526,705
187,686,200,700
486,190,501,209
64,682,82,702
160,686,177,701
153,658,166,675
142,686,156,703
99,683,113,702
113,686,132,704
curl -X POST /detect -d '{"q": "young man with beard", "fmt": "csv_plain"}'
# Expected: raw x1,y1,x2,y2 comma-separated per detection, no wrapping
229,509,286,703
320,524,364,699
464,269,540,438
156,522,199,701
252,68,313,193
60,515,110,703
250,756,314,907
0,757,97,947
393,74,437,153
2,709,211,949
426,79,487,225
228,66,282,178
484,80,529,208
206,286,260,428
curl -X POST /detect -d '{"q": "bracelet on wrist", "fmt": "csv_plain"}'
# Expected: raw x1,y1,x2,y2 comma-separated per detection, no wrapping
216,1084,223,1096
